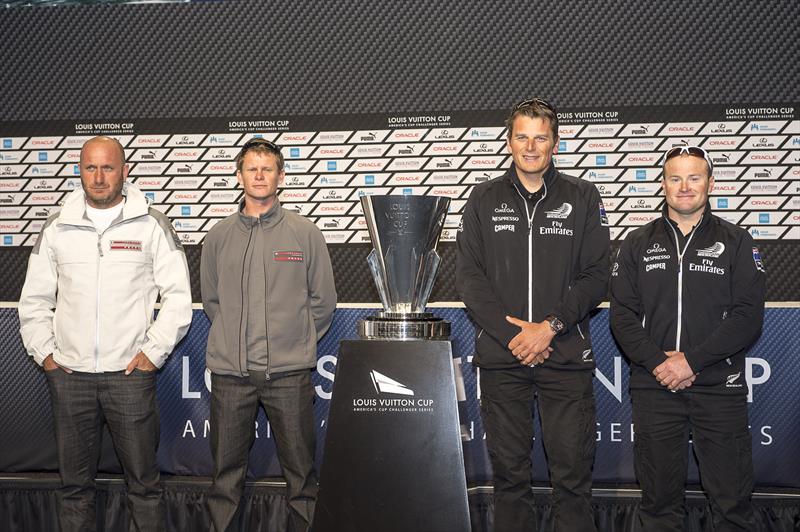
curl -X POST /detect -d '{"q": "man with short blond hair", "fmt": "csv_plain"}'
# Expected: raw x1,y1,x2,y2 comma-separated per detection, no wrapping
611,146,766,531
19,135,192,532
202,138,336,532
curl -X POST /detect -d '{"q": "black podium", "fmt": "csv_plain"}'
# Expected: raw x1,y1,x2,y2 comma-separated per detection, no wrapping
312,339,470,532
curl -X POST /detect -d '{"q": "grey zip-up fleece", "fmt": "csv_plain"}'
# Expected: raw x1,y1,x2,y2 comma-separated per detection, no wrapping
200,200,336,377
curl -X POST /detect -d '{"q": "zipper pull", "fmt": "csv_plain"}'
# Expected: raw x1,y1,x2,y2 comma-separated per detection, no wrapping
97,237,103,257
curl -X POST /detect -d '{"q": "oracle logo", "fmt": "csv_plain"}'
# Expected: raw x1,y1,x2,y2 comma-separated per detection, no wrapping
708,140,736,146
282,192,308,199
750,154,778,160
174,152,196,157
283,135,306,141
208,165,230,171
138,138,162,144
471,159,495,165
588,142,614,149
628,215,656,222
628,156,655,162
432,146,458,152
207,206,235,214
394,176,420,182
432,189,458,195
137,180,162,186
356,162,383,169
395,133,420,139
318,206,343,212
667,126,694,132
319,149,345,155
750,200,778,206
31,140,54,146
715,185,737,191
173,193,198,200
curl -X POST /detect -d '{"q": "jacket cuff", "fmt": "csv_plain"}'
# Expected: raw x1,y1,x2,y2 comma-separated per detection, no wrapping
642,349,668,374
683,349,705,374
141,341,168,368
31,339,57,366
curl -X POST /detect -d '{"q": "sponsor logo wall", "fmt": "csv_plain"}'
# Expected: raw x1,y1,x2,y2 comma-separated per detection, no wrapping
1,104,798,246
1,308,797,488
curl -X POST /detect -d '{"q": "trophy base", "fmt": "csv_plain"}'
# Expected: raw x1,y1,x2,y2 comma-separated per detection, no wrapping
358,313,451,340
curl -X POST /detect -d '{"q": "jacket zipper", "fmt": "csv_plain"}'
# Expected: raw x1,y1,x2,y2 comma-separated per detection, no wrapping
261,217,271,381
513,182,546,322
95,234,103,371
666,223,696,351
239,223,255,377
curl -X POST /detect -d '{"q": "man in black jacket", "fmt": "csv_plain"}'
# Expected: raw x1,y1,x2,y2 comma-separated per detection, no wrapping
610,146,766,531
456,98,610,532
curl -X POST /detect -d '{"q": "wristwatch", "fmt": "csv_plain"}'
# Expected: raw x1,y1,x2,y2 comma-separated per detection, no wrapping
545,315,565,335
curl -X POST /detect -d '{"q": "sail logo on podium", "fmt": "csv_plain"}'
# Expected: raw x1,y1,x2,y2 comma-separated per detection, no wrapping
370,370,414,396
351,370,435,414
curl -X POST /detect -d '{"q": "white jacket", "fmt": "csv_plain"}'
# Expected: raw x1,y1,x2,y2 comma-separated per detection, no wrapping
19,183,192,372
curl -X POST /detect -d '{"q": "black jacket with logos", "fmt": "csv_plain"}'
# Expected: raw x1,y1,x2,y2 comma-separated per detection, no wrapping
610,204,766,395
456,163,610,370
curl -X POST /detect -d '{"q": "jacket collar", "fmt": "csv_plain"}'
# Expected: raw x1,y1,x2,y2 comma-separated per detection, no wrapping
661,201,713,234
505,162,557,196
58,182,149,226
237,198,284,229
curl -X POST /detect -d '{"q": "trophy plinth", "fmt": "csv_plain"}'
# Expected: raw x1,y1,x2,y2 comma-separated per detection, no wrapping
358,312,451,340
358,195,450,340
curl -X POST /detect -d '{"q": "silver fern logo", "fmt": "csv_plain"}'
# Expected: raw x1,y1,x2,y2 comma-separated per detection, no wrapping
696,242,725,258
545,202,573,219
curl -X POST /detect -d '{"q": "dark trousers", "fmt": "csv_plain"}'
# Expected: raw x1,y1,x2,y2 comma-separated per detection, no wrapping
480,366,597,532
631,389,755,532
45,368,164,532
207,371,318,532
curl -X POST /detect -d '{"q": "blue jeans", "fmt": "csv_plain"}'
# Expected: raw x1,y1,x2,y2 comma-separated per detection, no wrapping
206,370,317,532
45,368,163,532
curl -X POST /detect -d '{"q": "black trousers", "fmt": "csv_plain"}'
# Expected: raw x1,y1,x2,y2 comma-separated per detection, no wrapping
479,366,597,532
631,389,755,532
45,368,164,532
206,371,317,532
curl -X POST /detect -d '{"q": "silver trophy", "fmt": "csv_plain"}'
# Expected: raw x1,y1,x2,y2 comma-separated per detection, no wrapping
358,195,451,340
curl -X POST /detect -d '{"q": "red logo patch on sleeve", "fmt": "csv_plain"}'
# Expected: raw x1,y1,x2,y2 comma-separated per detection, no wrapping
273,250,304,262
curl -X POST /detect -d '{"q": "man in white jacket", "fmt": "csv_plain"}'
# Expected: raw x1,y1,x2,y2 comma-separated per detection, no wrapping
18,136,192,532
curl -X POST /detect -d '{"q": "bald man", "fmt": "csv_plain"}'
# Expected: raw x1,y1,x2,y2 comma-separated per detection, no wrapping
19,136,192,532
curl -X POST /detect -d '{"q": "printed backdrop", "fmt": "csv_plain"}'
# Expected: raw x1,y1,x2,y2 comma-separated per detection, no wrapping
0,104,798,248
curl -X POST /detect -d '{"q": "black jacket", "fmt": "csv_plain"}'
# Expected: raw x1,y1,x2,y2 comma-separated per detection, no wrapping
456,163,610,370
609,204,766,394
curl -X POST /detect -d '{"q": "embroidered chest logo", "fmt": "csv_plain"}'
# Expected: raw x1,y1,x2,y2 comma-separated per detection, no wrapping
643,242,670,264
541,202,575,237
696,242,725,258
274,250,304,262
109,240,143,252
545,202,573,219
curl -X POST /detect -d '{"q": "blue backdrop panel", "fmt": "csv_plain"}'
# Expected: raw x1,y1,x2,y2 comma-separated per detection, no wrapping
0,308,797,487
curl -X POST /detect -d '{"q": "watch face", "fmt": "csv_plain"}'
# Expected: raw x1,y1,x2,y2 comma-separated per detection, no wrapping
549,317,564,333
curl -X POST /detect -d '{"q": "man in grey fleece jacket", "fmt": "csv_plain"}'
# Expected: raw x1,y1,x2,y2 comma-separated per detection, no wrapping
201,138,336,532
